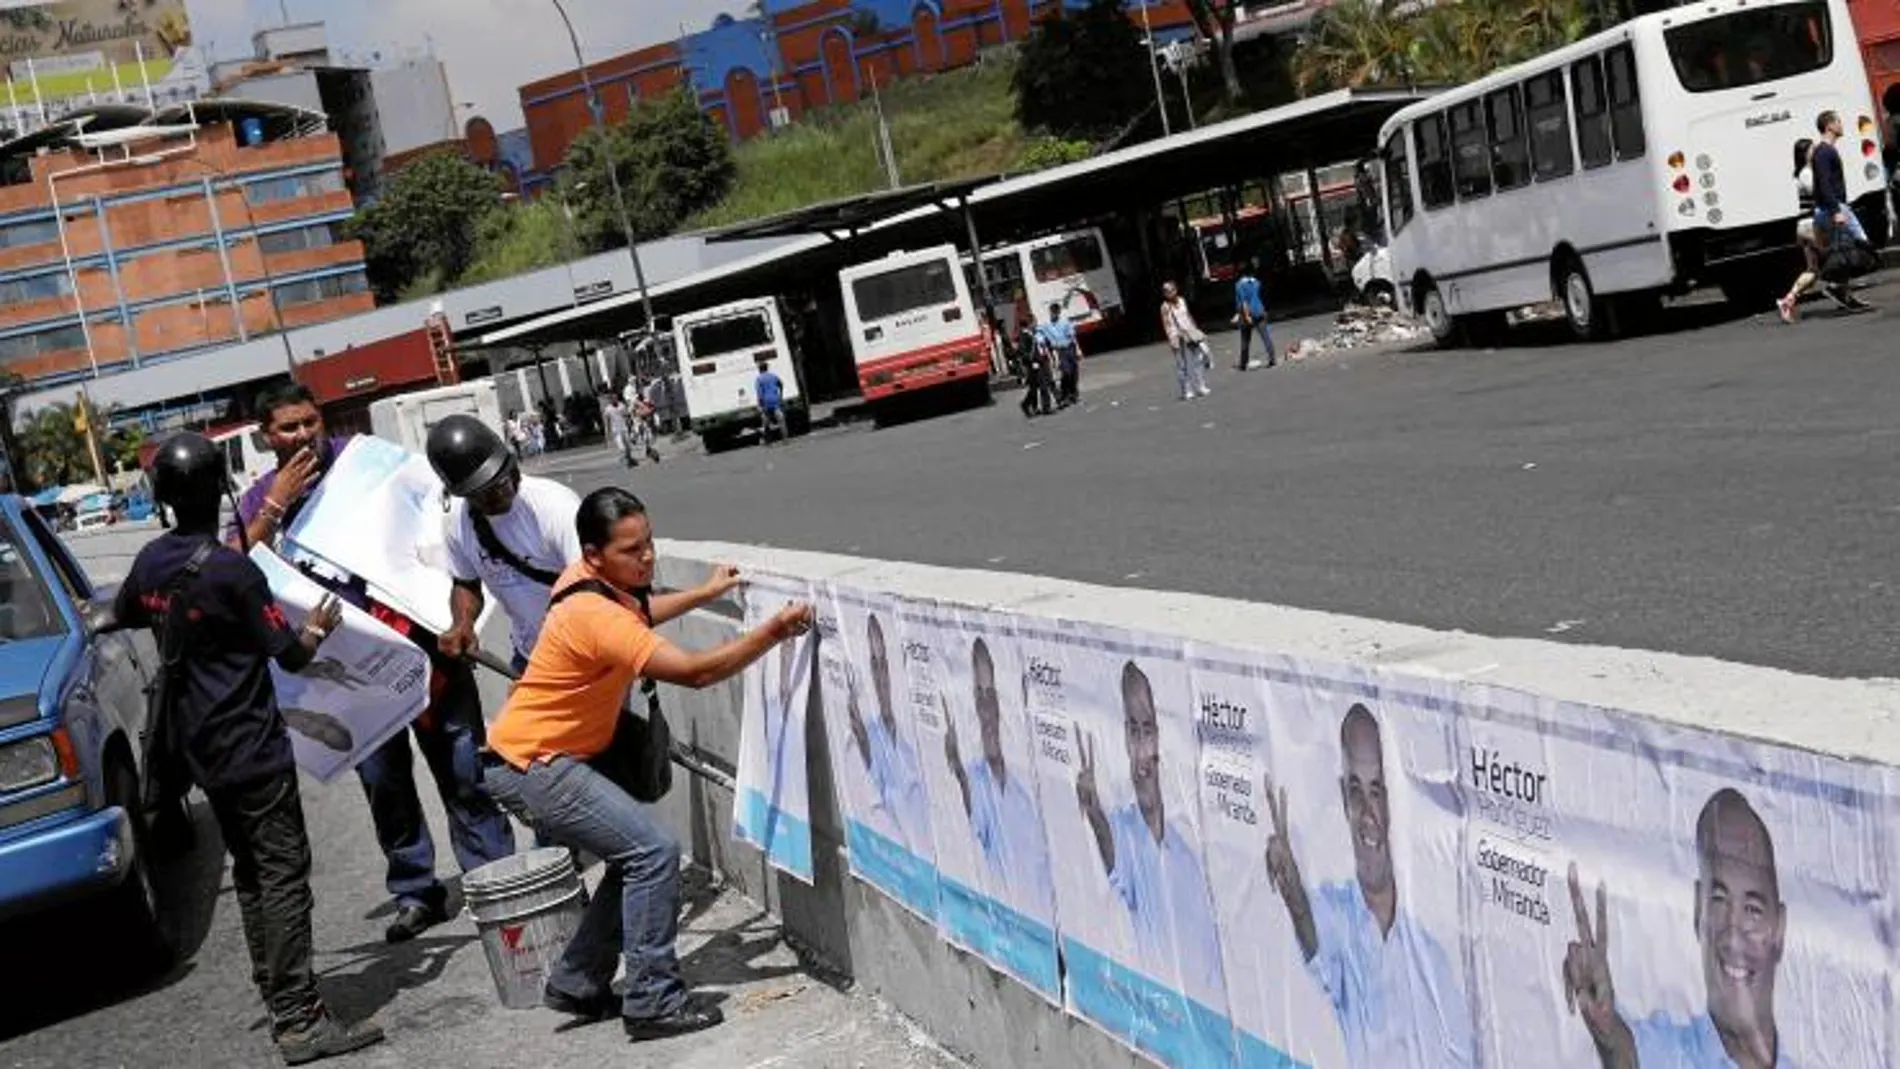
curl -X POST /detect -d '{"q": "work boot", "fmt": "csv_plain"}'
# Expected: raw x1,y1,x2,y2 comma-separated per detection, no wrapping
277,1014,385,1065
623,995,724,1042
384,900,448,944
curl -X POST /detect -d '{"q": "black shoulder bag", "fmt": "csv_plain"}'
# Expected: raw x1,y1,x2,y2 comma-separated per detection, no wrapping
142,540,217,813
470,511,561,587
548,579,673,803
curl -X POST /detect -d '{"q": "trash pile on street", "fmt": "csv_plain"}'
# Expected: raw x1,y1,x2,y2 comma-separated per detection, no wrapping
1283,303,1431,360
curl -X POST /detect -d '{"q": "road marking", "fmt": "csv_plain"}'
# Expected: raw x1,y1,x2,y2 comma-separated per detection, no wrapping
1523,462,1538,470
1024,441,1043,450
1546,619,1586,634
987,556,1007,564
1124,571,1144,580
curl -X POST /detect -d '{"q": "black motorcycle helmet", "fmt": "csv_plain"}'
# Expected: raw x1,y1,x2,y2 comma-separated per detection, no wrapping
425,414,512,498
150,432,228,522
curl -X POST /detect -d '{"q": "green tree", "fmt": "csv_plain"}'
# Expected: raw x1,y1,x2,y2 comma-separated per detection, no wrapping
559,90,736,251
1293,0,1595,93
1013,0,1152,142
347,152,505,301
16,404,92,487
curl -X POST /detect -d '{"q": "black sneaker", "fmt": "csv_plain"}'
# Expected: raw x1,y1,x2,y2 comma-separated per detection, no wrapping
623,998,724,1042
384,901,448,944
277,1015,385,1065
545,984,618,1022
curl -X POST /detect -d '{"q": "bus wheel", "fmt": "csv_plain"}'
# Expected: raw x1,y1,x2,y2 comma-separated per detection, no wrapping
1558,255,1604,341
1419,283,1458,348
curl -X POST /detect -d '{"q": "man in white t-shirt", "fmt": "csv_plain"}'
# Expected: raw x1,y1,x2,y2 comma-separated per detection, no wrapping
425,414,583,671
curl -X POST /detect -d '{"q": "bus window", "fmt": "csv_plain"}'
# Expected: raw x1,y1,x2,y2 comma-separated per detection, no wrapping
1572,55,1613,169
687,312,773,359
1485,86,1530,191
1663,2,1830,93
1415,112,1454,209
1030,235,1106,282
852,260,959,322
1382,130,1414,234
1605,44,1645,160
1450,100,1491,200
1526,70,1574,180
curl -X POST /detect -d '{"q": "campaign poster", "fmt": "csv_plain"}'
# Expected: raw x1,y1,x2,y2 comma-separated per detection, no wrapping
1211,656,1472,1069
250,546,432,783
1463,687,1895,1069
732,573,817,883
1023,617,1234,1068
812,582,939,920
1191,645,1348,1069
903,601,1060,1001
282,435,460,634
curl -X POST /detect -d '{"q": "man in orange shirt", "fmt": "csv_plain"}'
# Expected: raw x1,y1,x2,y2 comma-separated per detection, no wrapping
481,487,811,1041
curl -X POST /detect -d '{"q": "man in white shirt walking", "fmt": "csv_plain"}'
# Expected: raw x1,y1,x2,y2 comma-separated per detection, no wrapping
426,414,584,673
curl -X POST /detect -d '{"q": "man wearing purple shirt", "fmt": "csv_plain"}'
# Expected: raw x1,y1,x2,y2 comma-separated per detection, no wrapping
233,382,515,944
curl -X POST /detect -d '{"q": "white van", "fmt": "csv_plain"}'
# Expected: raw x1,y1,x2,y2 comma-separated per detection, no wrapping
671,297,806,451
369,379,505,457
210,423,274,495
839,245,991,405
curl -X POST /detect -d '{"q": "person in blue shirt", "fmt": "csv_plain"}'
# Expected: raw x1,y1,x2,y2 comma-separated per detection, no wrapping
754,359,787,445
1075,661,1225,1001
945,637,1054,919
1565,788,1794,1069
1035,302,1083,408
1263,704,1474,1067
1234,262,1274,370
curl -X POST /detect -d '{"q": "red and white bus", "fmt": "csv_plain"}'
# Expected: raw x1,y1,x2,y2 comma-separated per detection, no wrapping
966,227,1125,335
840,245,992,404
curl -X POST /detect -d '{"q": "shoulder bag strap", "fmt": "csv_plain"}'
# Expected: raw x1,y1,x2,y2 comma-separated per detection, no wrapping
471,509,562,587
550,580,663,709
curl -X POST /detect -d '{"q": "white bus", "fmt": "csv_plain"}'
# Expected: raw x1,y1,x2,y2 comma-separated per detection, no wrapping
966,227,1125,335
1378,0,1884,345
672,297,806,450
840,245,991,405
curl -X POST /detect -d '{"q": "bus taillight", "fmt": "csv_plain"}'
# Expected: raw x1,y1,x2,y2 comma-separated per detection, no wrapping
1672,174,1692,194
1858,115,1875,134
1862,139,1877,159
1666,150,1685,170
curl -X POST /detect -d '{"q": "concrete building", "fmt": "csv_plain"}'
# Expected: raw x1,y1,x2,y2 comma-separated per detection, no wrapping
212,23,461,201
0,103,369,388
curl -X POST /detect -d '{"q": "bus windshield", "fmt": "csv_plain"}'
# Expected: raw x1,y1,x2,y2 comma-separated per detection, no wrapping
1029,236,1104,282
1665,2,1831,93
853,260,958,321
688,313,772,357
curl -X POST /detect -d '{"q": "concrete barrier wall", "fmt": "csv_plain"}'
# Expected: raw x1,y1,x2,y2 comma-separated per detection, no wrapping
646,538,1900,1069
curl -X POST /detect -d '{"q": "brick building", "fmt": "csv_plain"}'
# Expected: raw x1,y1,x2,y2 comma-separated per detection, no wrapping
0,102,371,387
517,0,1201,178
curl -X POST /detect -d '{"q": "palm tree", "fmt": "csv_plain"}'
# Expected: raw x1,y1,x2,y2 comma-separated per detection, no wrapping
16,404,90,488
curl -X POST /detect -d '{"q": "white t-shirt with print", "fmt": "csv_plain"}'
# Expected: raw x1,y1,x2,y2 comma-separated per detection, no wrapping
443,475,584,659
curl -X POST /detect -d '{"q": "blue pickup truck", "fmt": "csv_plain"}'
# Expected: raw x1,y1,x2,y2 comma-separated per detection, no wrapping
0,495,171,968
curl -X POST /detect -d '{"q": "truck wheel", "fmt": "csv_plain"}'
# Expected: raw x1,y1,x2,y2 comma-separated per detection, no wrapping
699,429,734,455
1419,281,1458,348
1557,254,1606,341
105,758,175,974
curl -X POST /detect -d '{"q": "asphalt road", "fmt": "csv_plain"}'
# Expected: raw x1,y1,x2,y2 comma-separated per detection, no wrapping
536,285,1900,681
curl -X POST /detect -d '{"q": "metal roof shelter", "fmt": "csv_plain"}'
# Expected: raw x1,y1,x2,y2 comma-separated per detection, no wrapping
477,87,1433,351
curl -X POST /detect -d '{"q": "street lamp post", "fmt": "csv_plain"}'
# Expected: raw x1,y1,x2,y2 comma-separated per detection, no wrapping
550,0,656,335
1140,1,1172,138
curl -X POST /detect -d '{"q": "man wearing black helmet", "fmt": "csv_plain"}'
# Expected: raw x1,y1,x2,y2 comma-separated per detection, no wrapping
113,433,384,1065
427,414,582,672
233,383,516,945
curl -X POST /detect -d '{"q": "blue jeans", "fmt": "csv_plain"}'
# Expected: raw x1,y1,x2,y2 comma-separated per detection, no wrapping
356,659,516,910
1173,342,1210,397
1818,204,1870,245
481,755,686,1018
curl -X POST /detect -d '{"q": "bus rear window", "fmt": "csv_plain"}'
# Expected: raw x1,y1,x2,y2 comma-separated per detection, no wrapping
1665,2,1832,93
1030,236,1105,281
687,313,772,358
852,261,959,322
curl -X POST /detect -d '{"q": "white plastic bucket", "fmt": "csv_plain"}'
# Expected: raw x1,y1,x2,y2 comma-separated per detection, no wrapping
463,847,586,1010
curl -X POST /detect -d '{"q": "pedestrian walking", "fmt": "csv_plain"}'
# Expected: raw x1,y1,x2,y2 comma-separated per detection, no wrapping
1038,302,1083,408
428,415,583,675
1779,139,1825,323
630,392,662,463
1018,326,1055,418
1234,262,1275,369
119,433,384,1065
602,392,634,467
233,384,517,945
1160,282,1212,401
755,358,788,444
479,488,812,1040
1812,111,1878,312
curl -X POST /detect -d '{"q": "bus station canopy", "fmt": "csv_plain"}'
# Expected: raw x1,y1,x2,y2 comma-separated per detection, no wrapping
476,87,1433,350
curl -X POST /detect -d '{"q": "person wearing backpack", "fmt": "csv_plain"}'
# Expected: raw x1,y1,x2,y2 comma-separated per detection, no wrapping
478,487,812,1040
428,414,583,674
113,433,383,1065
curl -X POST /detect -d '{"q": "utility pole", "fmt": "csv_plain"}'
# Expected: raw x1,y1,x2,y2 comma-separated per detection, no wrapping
1141,2,1172,138
552,0,656,334
869,72,901,189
